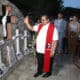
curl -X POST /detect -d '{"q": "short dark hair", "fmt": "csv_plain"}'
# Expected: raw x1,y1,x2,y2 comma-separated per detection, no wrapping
73,15,78,18
58,12,63,15
40,14,49,19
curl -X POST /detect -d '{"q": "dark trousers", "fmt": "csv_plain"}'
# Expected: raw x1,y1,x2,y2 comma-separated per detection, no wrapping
36,52,54,74
63,37,68,54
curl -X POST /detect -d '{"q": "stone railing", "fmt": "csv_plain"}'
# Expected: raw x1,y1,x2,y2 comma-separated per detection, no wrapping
0,0,32,79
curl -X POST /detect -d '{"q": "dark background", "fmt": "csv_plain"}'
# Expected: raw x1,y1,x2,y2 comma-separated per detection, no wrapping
9,0,80,18
9,0,63,16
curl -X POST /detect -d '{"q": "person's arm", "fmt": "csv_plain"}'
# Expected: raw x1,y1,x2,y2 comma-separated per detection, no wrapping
64,21,67,37
66,21,70,37
78,23,80,32
24,16,34,31
51,40,58,57
50,27,58,57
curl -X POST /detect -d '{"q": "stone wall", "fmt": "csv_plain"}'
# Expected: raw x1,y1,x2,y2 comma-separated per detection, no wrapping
0,0,29,78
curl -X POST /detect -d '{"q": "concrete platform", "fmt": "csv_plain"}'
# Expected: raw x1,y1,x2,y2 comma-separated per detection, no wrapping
5,54,80,80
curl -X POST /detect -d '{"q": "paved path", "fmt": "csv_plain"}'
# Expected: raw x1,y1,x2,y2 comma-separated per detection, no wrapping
6,54,80,80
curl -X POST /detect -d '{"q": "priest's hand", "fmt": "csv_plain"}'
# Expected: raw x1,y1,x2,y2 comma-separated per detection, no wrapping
24,16,34,31
24,16,29,24
50,51,55,57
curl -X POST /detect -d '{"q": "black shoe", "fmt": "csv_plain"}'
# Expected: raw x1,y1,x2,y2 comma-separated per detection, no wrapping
0,69,3,75
42,73,51,78
33,72,42,77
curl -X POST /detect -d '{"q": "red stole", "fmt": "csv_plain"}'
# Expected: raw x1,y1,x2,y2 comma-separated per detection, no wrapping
37,23,54,72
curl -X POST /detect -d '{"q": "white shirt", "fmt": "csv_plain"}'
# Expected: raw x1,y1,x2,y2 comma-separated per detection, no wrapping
33,23,58,54
70,22,79,33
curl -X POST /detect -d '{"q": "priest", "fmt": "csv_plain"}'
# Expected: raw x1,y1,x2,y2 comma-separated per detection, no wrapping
24,14,58,78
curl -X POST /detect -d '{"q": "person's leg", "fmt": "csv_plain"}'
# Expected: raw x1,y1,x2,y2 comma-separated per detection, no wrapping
34,52,44,77
37,53,44,73
42,57,54,77
49,57,54,74
58,32,63,53
63,38,68,54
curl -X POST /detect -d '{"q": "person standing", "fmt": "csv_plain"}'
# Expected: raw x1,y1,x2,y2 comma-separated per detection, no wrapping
54,12,67,54
24,14,58,78
68,16,80,61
